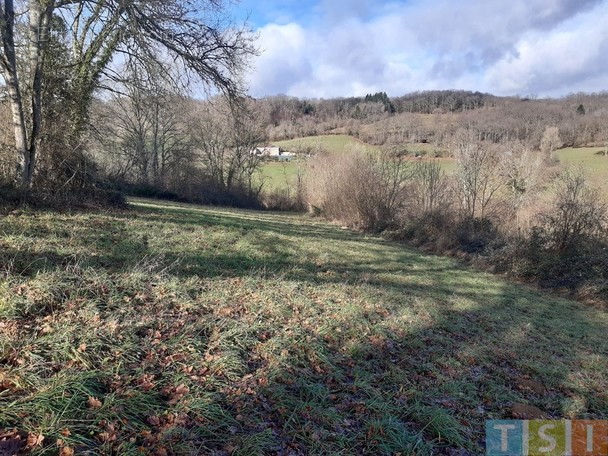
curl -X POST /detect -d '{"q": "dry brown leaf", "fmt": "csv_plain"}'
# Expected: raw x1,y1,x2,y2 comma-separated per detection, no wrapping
59,446,75,456
26,432,44,448
87,396,103,409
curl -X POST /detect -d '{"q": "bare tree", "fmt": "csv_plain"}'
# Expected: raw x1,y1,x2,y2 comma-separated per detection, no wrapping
540,126,563,158
0,0,256,188
453,132,504,219
500,143,544,226
94,65,191,188
411,161,451,214
190,98,267,199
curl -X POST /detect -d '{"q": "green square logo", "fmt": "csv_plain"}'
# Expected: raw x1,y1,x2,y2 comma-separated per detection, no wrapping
528,421,567,456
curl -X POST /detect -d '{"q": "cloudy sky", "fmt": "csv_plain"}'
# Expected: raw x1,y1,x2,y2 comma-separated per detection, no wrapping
230,0,608,99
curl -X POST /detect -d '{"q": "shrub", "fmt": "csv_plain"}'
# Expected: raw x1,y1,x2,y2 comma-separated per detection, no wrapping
262,189,306,212
501,171,608,296
305,149,411,231
539,170,606,252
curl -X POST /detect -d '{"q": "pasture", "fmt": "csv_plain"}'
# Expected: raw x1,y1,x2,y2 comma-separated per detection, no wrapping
1,199,606,454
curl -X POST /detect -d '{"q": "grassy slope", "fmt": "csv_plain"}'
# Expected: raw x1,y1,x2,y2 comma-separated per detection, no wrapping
263,135,454,190
555,146,608,186
273,135,379,154
1,200,607,455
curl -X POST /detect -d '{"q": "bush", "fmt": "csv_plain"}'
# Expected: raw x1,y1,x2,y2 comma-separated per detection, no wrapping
539,170,606,252
390,210,456,250
507,171,608,294
453,217,500,253
262,189,306,212
305,150,411,232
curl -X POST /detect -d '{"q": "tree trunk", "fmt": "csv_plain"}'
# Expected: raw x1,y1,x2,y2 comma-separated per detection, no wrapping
0,0,53,187
1,0,31,185
4,73,30,184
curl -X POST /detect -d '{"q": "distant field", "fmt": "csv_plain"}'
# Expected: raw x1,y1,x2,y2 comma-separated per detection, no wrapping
264,135,452,190
274,134,379,154
263,139,608,193
555,146,608,187
262,135,376,192
259,160,302,192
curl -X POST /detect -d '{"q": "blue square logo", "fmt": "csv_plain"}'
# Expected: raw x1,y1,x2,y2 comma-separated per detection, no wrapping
486,420,524,455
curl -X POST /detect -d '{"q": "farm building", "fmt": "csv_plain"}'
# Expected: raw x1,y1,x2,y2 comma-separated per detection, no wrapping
251,146,281,157
250,146,296,161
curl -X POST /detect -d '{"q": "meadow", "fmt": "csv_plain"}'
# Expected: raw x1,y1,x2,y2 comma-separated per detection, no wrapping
554,146,608,186
273,135,379,155
262,135,453,191
262,137,607,192
1,199,606,454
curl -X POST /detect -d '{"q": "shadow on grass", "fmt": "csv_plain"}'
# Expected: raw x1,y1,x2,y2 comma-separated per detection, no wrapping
1,201,606,454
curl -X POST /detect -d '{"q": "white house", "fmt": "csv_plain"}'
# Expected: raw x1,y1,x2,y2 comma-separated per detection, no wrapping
251,146,281,157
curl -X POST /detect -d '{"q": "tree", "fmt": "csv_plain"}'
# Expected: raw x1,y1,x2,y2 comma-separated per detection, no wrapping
452,131,503,219
0,0,256,189
190,98,267,202
540,126,563,158
411,161,450,214
500,143,544,226
94,69,192,188
576,104,586,116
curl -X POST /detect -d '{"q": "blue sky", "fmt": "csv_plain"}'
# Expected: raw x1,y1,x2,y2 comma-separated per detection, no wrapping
228,0,608,99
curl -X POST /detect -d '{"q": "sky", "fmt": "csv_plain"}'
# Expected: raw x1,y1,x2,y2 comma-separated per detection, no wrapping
229,0,608,99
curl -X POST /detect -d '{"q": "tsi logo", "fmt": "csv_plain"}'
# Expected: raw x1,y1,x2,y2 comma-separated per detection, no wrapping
486,420,608,455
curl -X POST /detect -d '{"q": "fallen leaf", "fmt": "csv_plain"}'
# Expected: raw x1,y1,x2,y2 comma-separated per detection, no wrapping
60,446,75,456
87,396,103,409
26,432,44,448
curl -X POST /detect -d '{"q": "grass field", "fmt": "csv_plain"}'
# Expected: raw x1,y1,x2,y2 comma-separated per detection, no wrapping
1,199,606,454
273,135,379,155
259,161,303,192
555,146,608,187
263,135,453,190
263,138,608,192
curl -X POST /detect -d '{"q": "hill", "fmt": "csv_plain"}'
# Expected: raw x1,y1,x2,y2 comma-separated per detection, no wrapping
1,200,606,454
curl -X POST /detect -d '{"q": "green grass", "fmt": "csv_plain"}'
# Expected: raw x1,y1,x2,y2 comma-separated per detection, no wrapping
1,199,607,454
555,146,608,187
259,161,303,192
263,135,454,190
274,134,379,154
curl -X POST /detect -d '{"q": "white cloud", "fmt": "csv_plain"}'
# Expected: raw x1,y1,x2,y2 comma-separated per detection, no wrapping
248,23,313,95
485,4,608,95
245,0,608,98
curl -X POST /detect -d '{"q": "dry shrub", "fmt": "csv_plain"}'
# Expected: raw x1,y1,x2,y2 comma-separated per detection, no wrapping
304,149,411,232
540,169,606,251
409,161,453,216
262,188,306,211
510,170,608,295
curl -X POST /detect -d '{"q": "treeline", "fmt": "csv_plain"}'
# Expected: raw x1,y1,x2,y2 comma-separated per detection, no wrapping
0,0,256,209
256,91,608,150
89,86,270,207
392,90,494,113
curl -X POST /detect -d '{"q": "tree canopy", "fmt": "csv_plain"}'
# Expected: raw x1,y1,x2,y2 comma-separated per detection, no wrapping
0,0,256,188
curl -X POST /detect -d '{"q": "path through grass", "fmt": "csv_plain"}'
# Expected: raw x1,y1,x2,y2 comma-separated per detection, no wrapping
1,199,606,454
